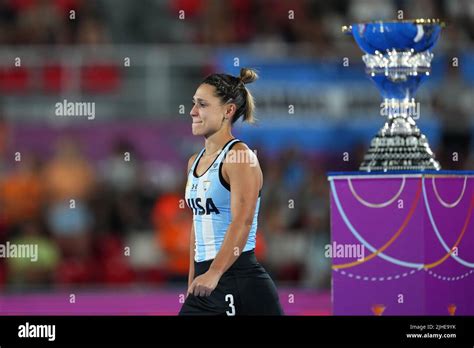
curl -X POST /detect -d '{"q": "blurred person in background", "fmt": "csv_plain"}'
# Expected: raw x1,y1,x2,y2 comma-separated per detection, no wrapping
98,138,142,235
0,113,8,178
42,137,94,265
433,51,473,169
15,0,64,44
0,0,17,45
6,219,60,290
0,152,42,230
152,192,192,283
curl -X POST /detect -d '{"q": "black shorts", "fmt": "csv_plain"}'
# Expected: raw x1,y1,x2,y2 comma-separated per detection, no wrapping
179,250,284,316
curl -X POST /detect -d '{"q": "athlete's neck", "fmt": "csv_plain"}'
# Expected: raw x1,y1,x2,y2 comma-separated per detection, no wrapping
203,129,234,156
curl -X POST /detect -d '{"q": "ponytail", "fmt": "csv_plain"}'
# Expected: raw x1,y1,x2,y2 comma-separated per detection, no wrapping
239,68,258,124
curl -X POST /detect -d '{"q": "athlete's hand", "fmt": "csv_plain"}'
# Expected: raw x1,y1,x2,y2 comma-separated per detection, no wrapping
187,269,222,297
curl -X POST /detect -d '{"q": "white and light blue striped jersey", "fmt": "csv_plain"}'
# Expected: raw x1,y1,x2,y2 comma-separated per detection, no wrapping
185,138,261,262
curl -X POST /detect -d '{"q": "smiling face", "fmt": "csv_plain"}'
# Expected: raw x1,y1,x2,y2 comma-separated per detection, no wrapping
190,83,235,137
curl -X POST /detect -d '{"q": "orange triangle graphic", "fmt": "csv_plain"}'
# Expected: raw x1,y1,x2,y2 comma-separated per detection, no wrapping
372,304,386,316
448,304,456,316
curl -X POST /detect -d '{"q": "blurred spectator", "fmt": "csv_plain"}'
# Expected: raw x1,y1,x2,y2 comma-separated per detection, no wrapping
0,0,470,48
94,234,134,285
298,166,330,232
77,17,108,45
0,0,17,44
6,219,60,289
42,138,95,259
152,192,192,282
16,0,64,44
347,0,395,22
0,113,8,176
200,0,234,44
42,137,95,203
0,153,42,227
97,139,151,235
433,57,473,169
444,0,474,41
100,139,138,193
404,0,441,19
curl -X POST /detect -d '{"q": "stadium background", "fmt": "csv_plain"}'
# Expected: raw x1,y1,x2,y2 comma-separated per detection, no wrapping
0,0,473,315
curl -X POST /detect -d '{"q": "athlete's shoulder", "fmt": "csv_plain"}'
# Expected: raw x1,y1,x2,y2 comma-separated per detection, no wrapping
229,141,255,156
223,140,263,191
231,141,249,150
225,141,260,169
230,141,258,157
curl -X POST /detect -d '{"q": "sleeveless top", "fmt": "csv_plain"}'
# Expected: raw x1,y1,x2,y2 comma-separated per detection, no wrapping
185,138,260,262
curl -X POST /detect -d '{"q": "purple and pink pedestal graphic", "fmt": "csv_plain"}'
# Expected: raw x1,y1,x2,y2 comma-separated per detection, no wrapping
328,171,474,315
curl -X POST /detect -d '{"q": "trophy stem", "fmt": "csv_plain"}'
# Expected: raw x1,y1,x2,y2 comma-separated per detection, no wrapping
360,96,440,171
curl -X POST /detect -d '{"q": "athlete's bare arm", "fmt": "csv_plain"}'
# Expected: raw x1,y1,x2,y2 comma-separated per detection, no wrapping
187,153,198,293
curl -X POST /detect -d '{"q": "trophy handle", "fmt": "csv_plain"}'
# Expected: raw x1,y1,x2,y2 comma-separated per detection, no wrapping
342,25,352,35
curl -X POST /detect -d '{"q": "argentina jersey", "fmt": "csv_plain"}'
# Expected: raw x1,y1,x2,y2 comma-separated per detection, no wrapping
185,138,261,262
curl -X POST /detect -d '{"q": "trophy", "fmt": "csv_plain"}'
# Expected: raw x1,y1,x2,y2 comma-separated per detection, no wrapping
343,19,444,171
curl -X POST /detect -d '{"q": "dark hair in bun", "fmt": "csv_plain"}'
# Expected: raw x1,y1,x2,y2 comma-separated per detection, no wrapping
202,68,258,124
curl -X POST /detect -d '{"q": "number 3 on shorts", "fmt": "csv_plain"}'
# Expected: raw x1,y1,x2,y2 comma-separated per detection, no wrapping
225,294,236,316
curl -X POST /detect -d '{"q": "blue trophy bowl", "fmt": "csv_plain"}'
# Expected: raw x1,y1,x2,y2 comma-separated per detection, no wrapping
343,20,444,99
343,19,443,55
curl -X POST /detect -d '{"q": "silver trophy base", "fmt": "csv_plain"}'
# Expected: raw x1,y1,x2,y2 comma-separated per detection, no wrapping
360,115,441,171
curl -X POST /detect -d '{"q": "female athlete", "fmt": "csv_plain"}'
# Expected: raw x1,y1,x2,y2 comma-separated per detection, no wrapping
179,68,283,315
